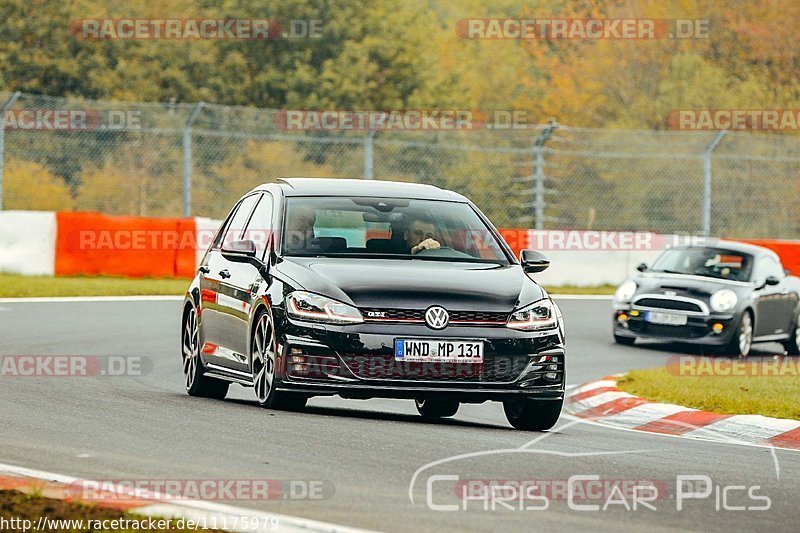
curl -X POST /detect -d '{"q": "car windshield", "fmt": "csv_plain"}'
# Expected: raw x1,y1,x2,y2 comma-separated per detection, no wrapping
650,247,753,281
282,196,510,264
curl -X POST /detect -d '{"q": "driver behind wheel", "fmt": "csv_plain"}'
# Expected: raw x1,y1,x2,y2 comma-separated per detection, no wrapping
403,216,441,255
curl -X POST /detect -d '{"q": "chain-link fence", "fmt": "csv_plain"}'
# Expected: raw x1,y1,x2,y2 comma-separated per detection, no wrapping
1,91,798,238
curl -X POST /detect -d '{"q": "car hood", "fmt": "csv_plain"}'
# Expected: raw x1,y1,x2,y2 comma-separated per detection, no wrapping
275,257,544,311
633,272,753,298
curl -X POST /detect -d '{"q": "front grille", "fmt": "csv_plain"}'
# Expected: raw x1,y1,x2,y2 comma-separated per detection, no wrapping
633,298,703,313
629,322,707,339
339,354,529,382
362,308,509,325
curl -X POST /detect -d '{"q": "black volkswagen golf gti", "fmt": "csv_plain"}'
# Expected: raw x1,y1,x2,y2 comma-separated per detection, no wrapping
181,178,565,430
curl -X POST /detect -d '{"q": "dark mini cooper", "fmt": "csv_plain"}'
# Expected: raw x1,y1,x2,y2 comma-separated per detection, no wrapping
181,178,565,430
613,241,800,356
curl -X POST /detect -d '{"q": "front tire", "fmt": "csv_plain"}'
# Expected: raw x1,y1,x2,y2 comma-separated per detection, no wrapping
503,398,563,431
721,311,753,357
251,310,307,411
415,399,459,419
182,306,229,399
782,314,800,356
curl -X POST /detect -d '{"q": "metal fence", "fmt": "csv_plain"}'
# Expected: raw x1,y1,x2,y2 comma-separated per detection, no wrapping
1,91,798,238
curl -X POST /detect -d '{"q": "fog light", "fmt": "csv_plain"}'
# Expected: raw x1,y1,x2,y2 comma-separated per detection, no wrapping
290,347,303,356
629,310,639,317
712,323,724,334
617,313,629,323
544,372,559,380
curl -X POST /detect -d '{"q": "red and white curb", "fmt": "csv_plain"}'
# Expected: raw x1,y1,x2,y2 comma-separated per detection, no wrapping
565,375,800,451
0,462,371,533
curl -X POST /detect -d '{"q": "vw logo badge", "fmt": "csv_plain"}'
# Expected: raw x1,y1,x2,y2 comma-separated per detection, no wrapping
425,306,449,330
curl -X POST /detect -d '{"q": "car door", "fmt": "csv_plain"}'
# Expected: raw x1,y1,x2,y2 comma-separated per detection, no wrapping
217,192,276,372
198,193,260,369
753,256,791,337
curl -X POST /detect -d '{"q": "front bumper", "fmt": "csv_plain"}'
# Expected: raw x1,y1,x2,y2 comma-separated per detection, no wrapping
274,314,566,401
612,307,738,345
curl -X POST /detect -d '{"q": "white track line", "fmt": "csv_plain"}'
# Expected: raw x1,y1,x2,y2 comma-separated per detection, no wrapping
0,295,184,303
0,462,370,533
550,294,613,300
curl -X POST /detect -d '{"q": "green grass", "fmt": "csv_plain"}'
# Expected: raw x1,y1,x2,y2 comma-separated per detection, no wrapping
617,365,800,421
544,284,615,295
0,274,612,298
0,274,188,298
0,490,221,532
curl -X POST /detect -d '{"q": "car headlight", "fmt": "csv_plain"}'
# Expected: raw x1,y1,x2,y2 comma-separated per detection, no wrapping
614,280,637,303
507,298,557,331
286,291,363,324
710,289,737,312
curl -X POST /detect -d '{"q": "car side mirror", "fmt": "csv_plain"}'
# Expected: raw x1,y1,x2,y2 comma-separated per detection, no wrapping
221,239,259,264
765,275,781,286
636,262,648,272
520,250,549,273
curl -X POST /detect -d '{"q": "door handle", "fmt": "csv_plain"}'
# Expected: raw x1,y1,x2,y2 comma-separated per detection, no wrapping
219,269,231,279
198,266,210,274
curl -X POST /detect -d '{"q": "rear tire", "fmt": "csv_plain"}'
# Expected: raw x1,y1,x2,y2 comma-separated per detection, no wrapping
503,398,563,431
182,306,229,400
614,334,636,346
782,314,800,356
415,399,459,419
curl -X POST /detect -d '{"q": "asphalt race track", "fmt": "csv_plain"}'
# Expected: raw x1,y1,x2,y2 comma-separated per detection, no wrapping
1,298,798,532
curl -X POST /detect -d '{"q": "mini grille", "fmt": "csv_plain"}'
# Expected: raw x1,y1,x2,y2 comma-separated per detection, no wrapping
634,298,703,313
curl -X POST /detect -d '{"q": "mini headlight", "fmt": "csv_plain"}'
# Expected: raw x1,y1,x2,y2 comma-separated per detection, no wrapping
614,280,637,303
710,289,737,312
507,298,557,331
286,291,363,324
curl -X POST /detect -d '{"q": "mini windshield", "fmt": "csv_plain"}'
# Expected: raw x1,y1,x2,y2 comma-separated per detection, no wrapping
650,247,753,281
282,197,510,264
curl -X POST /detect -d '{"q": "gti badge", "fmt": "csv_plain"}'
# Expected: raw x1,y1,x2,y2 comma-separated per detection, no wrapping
425,306,449,330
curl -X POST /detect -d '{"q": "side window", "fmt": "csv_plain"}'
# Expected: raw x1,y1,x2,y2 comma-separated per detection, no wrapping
212,202,242,250
763,257,785,280
754,257,784,284
219,194,259,249
245,193,274,260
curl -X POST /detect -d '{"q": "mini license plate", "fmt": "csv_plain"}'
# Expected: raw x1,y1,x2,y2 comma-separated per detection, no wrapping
645,311,688,326
394,339,484,363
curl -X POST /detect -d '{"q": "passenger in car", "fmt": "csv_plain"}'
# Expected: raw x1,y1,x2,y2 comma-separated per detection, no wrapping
285,205,316,250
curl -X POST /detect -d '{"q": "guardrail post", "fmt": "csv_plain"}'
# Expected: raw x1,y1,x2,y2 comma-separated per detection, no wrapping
0,91,21,211
533,120,557,230
702,130,727,236
182,102,204,217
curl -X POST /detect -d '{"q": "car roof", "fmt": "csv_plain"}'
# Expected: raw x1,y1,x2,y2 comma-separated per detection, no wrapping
253,178,468,201
676,239,780,260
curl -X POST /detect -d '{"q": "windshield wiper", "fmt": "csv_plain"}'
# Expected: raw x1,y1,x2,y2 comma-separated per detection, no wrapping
651,269,686,275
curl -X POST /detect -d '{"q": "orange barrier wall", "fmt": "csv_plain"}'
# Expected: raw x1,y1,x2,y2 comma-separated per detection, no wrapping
742,239,800,275
55,212,197,278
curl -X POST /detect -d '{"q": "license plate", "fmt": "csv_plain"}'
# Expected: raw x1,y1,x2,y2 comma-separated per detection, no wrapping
395,339,484,363
645,311,687,326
